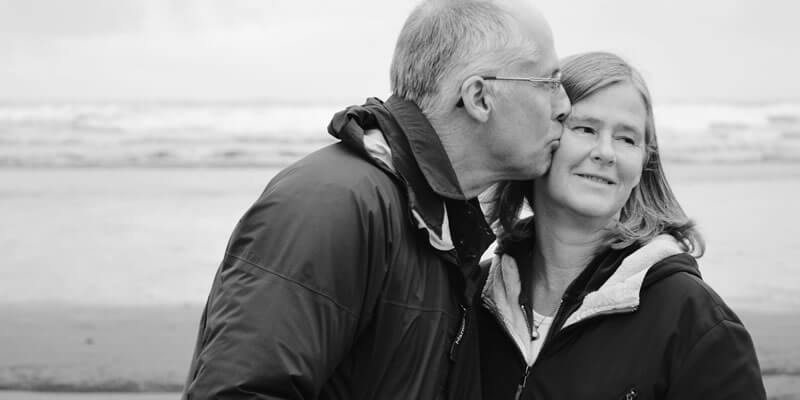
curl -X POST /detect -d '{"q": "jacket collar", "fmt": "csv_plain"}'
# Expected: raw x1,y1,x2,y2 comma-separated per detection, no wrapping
327,96,494,274
382,95,466,200
481,234,697,365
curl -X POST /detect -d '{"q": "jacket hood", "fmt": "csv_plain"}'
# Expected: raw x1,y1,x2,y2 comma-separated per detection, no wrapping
481,234,700,365
327,96,495,303
562,235,699,328
327,97,386,161
327,95,467,200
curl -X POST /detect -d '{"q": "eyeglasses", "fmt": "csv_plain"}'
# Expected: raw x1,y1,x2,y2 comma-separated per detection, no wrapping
483,76,562,91
456,75,563,107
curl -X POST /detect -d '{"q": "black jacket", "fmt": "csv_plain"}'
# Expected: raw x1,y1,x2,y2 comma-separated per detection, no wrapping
183,96,493,400
478,234,766,400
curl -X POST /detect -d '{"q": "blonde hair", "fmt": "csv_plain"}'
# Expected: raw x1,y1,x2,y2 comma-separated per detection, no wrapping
488,52,704,256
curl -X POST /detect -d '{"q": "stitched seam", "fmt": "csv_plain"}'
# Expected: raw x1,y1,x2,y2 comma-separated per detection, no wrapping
226,252,359,320
382,299,456,318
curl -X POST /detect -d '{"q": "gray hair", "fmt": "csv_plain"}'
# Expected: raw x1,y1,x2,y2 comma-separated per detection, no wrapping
390,0,538,116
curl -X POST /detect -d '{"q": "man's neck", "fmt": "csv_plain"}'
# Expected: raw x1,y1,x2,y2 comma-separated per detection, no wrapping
430,117,496,199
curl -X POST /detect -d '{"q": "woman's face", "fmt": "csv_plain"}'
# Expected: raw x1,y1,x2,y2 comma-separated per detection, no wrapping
535,81,647,221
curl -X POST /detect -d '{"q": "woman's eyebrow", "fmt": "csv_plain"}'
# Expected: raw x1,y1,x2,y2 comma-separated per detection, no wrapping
567,114,602,125
568,115,644,137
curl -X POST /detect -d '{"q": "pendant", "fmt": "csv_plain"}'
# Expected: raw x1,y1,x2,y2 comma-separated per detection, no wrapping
531,327,540,341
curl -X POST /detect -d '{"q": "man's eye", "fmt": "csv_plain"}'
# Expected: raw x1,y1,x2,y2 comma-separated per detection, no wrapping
572,126,594,134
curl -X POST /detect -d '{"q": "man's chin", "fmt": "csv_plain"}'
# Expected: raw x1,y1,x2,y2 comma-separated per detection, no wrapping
520,153,552,180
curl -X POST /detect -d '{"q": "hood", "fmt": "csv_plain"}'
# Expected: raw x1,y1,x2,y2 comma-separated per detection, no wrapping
561,235,699,328
481,234,700,365
327,97,387,163
326,96,495,294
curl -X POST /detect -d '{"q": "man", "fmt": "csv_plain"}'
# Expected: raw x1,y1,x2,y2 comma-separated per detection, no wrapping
183,0,569,398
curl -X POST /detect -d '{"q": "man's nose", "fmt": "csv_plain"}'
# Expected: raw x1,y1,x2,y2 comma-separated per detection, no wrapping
553,87,571,122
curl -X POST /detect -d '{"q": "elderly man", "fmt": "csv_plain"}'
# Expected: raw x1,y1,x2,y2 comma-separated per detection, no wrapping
183,0,569,399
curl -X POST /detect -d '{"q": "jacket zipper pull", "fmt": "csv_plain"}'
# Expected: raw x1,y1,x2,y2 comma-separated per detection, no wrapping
514,366,530,400
449,305,468,361
620,386,639,400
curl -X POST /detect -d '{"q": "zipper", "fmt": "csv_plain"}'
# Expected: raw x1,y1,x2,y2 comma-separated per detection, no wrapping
619,386,639,400
482,297,529,366
514,366,531,400
520,304,533,340
449,304,468,361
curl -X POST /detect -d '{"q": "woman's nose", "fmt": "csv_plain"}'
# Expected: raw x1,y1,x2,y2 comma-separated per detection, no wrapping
590,135,616,165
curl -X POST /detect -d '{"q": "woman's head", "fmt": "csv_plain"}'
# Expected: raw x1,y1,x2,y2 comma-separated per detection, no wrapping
488,51,704,255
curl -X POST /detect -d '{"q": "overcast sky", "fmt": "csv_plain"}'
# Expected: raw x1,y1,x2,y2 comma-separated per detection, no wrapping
1,0,798,103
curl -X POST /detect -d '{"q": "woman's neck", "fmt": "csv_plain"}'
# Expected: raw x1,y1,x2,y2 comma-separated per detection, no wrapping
530,203,609,314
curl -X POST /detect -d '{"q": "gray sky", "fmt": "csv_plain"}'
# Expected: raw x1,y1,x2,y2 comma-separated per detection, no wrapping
1,0,798,103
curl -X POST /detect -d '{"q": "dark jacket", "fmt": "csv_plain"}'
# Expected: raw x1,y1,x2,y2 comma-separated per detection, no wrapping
183,96,494,400
478,234,766,400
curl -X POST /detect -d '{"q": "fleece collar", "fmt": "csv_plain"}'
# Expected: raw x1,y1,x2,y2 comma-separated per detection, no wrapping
481,234,688,366
562,235,685,328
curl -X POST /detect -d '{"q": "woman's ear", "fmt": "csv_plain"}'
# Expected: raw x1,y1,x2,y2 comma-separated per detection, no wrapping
459,76,492,123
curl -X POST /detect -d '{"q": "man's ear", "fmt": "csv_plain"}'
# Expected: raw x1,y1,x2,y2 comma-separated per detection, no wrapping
459,76,492,123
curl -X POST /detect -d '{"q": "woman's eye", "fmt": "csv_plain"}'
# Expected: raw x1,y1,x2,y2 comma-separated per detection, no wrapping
616,136,636,145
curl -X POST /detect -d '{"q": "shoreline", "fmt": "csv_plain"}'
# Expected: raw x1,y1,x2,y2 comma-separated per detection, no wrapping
0,304,798,396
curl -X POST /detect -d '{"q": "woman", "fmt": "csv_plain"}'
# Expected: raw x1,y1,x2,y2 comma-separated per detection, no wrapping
477,52,766,400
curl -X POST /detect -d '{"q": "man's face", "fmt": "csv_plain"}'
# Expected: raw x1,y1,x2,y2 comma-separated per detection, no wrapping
485,10,571,180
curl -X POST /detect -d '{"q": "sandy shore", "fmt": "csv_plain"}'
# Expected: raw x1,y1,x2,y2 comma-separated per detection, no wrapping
0,304,797,398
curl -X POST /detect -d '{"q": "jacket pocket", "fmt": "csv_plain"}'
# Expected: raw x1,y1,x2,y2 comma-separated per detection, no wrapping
618,385,639,400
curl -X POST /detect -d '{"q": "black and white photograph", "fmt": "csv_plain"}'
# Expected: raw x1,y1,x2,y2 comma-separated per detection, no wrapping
1,0,798,399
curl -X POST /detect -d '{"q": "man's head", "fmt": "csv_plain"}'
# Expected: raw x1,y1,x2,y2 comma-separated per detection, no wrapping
390,0,570,189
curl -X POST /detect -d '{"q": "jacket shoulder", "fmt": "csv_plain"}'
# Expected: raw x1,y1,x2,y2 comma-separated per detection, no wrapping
270,142,401,198
644,255,747,341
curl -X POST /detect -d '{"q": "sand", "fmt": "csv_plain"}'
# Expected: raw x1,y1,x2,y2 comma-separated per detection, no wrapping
1,162,800,398
0,305,797,398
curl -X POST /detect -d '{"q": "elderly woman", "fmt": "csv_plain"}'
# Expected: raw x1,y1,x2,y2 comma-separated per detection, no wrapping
477,52,766,400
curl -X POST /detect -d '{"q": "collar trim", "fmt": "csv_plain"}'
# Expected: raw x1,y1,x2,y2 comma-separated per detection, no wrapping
384,96,466,200
562,235,684,328
364,128,454,251
481,234,687,363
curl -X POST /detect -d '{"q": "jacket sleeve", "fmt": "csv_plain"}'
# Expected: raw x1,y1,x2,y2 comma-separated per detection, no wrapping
665,319,767,400
183,171,392,399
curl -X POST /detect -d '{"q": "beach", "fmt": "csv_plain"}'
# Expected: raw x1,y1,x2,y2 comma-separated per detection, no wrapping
1,163,800,399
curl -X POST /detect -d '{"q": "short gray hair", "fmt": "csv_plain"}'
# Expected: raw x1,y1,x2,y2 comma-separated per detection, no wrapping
390,0,538,116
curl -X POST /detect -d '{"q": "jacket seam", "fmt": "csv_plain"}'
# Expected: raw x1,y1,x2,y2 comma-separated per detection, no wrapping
225,252,359,320
674,311,744,378
382,299,456,318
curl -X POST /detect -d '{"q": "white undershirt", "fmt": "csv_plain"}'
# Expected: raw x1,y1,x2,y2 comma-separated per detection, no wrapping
529,309,554,365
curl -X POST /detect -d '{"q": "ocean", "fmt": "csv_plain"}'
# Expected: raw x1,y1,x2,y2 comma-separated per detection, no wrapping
2,100,800,167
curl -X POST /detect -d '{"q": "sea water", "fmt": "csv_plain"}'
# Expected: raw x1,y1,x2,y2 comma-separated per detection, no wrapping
2,100,800,166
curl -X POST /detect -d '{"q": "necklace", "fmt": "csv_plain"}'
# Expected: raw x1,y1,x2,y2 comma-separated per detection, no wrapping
528,300,562,341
